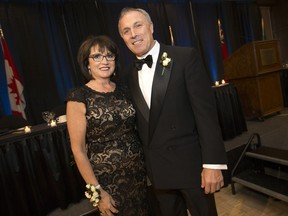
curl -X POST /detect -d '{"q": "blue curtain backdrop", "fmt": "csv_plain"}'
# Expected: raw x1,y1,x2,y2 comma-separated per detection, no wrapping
0,0,262,124
193,2,223,82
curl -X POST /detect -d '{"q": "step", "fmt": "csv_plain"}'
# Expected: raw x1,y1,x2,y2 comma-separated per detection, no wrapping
232,169,288,202
245,146,288,166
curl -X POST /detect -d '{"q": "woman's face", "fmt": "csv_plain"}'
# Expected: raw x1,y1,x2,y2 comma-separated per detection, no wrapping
88,45,116,80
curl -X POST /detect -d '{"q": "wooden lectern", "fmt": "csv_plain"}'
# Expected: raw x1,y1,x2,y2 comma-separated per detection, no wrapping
223,40,284,119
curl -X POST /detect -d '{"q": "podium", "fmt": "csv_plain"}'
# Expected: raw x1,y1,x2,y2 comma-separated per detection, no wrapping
223,40,284,119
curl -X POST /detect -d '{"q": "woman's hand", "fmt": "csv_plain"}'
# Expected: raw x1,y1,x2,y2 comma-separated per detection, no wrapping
98,189,119,216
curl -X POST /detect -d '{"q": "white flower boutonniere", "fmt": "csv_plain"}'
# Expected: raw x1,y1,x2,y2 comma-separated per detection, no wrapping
160,52,171,76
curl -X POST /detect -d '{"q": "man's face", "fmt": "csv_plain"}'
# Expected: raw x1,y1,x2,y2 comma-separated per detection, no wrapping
119,10,155,57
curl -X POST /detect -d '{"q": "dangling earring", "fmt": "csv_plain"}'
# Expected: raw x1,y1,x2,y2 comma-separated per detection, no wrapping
88,66,91,75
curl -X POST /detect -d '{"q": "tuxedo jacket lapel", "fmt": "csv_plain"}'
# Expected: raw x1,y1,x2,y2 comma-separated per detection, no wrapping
130,67,150,123
149,46,172,141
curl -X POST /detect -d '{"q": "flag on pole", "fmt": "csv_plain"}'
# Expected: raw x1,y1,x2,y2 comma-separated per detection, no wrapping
218,19,228,60
0,28,26,119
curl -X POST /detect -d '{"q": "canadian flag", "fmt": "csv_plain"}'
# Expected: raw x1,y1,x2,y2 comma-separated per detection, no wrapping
218,19,228,60
0,30,26,119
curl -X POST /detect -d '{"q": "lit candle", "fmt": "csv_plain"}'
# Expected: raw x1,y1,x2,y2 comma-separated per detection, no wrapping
24,126,31,133
221,79,226,84
215,81,219,86
50,120,57,127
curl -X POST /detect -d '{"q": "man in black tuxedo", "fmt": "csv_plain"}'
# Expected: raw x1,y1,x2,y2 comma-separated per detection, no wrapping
118,7,228,216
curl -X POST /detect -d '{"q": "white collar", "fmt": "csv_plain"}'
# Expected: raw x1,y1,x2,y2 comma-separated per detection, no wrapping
137,41,160,64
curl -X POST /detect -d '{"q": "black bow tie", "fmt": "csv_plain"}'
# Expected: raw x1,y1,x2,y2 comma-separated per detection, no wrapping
134,55,153,70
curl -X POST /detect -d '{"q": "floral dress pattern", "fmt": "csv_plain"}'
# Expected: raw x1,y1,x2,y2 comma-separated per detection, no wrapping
66,83,149,215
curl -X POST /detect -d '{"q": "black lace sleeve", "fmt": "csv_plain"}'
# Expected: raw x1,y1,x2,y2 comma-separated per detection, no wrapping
66,87,86,103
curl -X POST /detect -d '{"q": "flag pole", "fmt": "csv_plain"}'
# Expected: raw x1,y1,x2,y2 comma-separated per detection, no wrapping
0,25,4,52
0,25,4,38
168,25,175,46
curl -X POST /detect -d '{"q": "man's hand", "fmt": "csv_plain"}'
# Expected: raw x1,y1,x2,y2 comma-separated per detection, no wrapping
201,168,224,194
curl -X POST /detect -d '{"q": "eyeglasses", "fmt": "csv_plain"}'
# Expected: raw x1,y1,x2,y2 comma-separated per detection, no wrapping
89,54,116,62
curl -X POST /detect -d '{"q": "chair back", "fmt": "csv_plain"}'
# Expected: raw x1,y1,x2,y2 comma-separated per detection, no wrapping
0,115,29,130
52,104,66,118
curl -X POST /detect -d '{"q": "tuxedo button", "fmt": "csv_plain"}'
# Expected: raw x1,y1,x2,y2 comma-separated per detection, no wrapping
170,125,176,130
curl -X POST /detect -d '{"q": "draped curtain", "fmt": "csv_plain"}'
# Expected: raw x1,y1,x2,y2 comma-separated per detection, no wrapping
0,0,105,124
218,1,262,55
0,0,262,124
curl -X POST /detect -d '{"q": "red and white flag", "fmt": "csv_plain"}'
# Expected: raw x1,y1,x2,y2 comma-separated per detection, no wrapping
218,19,228,60
0,29,26,119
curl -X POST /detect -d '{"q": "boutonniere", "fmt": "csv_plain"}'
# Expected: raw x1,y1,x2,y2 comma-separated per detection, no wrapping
160,52,171,76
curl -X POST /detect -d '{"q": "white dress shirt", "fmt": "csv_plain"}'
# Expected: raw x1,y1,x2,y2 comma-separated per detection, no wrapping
137,41,160,108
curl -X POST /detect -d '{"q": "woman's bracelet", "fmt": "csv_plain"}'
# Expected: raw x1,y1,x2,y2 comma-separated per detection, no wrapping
85,184,101,207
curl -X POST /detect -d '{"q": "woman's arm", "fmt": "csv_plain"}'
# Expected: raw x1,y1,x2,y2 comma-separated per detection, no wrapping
66,101,118,215
66,101,99,186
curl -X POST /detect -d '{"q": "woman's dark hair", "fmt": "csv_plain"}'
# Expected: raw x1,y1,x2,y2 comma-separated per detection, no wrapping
77,35,120,81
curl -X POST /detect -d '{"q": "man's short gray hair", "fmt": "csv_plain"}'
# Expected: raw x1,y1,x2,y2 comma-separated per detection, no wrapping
118,7,153,34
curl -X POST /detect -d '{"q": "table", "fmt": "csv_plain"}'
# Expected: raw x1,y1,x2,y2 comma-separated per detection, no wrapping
0,123,85,216
280,69,288,107
213,83,247,141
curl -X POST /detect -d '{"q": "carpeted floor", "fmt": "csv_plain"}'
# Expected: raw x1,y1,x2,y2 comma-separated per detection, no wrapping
224,108,288,152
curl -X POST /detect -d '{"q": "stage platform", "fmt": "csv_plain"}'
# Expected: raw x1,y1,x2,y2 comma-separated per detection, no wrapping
223,108,288,184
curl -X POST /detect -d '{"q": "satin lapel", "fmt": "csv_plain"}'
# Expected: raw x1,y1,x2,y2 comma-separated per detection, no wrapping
149,47,173,141
130,68,150,123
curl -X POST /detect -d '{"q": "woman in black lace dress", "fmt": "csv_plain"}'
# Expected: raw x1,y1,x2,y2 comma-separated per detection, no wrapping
66,35,149,216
